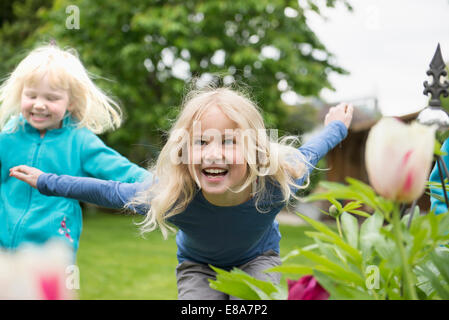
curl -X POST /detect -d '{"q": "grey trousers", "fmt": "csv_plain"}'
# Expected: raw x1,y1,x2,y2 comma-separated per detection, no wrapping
176,250,282,300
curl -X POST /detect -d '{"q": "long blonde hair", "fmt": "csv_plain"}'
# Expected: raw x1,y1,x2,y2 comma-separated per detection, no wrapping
0,44,122,133
129,86,311,239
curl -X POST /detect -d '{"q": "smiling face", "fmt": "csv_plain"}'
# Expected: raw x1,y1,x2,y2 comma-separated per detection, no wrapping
187,105,251,206
20,75,70,136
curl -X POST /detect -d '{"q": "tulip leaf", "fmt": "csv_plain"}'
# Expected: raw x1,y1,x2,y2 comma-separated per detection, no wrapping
267,265,314,275
333,246,349,266
305,230,362,267
416,257,449,300
345,177,381,209
298,213,363,265
427,192,447,204
299,250,365,287
431,248,449,285
438,213,449,237
427,179,448,188
375,198,396,221
313,270,374,300
427,210,440,240
320,209,331,217
328,198,343,212
314,237,349,267
208,265,281,300
434,139,447,156
213,266,279,294
346,177,377,198
408,221,430,264
244,282,272,300
342,200,363,211
360,211,384,260
400,205,420,228
373,235,401,269
208,276,262,300
280,249,301,263
304,231,332,241
341,212,359,249
296,212,340,239
346,209,371,218
304,182,361,203
427,193,449,217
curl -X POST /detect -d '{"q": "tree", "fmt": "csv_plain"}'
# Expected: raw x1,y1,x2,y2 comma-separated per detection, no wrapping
0,0,53,77
1,0,352,163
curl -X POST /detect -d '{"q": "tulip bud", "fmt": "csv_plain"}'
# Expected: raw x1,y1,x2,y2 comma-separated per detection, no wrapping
365,118,436,203
328,204,340,218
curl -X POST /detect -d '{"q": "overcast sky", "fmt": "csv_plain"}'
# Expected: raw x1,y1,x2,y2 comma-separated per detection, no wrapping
307,0,449,116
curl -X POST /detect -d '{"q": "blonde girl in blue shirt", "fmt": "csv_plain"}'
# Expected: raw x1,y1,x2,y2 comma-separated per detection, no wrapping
11,86,353,299
0,44,149,252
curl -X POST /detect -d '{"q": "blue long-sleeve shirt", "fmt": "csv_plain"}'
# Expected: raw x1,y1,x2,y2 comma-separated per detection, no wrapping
37,120,347,268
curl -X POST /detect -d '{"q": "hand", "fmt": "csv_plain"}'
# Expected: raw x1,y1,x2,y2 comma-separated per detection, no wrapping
324,103,354,129
9,165,44,189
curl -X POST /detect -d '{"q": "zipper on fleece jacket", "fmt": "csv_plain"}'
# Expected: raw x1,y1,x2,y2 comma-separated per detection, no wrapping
10,139,42,248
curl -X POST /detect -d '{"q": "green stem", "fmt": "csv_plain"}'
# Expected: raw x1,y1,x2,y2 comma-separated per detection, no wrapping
336,216,343,238
392,204,418,300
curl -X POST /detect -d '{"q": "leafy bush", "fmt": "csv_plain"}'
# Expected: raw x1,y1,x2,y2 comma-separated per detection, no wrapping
209,178,449,300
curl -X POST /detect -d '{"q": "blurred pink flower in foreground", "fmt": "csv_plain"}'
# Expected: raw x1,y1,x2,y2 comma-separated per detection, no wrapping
0,240,76,300
365,118,436,203
287,275,329,300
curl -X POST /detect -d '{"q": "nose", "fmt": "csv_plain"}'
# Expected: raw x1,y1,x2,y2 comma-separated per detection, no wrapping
202,141,223,164
33,98,46,110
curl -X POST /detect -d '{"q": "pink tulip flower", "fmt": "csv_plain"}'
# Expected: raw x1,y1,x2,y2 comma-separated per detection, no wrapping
39,273,62,300
287,275,330,300
365,118,436,203
0,240,75,299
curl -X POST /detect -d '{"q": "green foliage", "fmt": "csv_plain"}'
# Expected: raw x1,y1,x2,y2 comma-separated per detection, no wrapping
209,266,287,300
415,248,449,299
1,0,351,163
0,0,53,78
208,178,449,300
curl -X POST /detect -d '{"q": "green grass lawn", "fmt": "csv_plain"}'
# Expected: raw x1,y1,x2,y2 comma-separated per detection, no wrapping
76,209,321,300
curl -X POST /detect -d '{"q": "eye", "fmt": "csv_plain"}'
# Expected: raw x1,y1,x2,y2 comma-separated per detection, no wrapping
24,93,36,99
47,95,60,101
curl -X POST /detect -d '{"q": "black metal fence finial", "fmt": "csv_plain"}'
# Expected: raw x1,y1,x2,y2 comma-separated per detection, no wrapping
417,44,449,127
423,43,449,108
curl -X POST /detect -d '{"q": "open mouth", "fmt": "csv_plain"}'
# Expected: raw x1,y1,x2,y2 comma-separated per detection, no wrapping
31,112,50,121
201,168,229,178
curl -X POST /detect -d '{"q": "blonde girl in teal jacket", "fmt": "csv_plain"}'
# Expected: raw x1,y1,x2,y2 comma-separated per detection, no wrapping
0,44,149,252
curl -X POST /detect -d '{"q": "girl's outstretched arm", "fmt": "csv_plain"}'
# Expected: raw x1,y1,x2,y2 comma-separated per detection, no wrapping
9,165,42,188
10,165,150,214
324,103,353,128
293,103,353,188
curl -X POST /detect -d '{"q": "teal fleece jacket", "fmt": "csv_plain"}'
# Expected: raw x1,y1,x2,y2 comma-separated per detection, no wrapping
430,138,449,215
0,115,149,251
